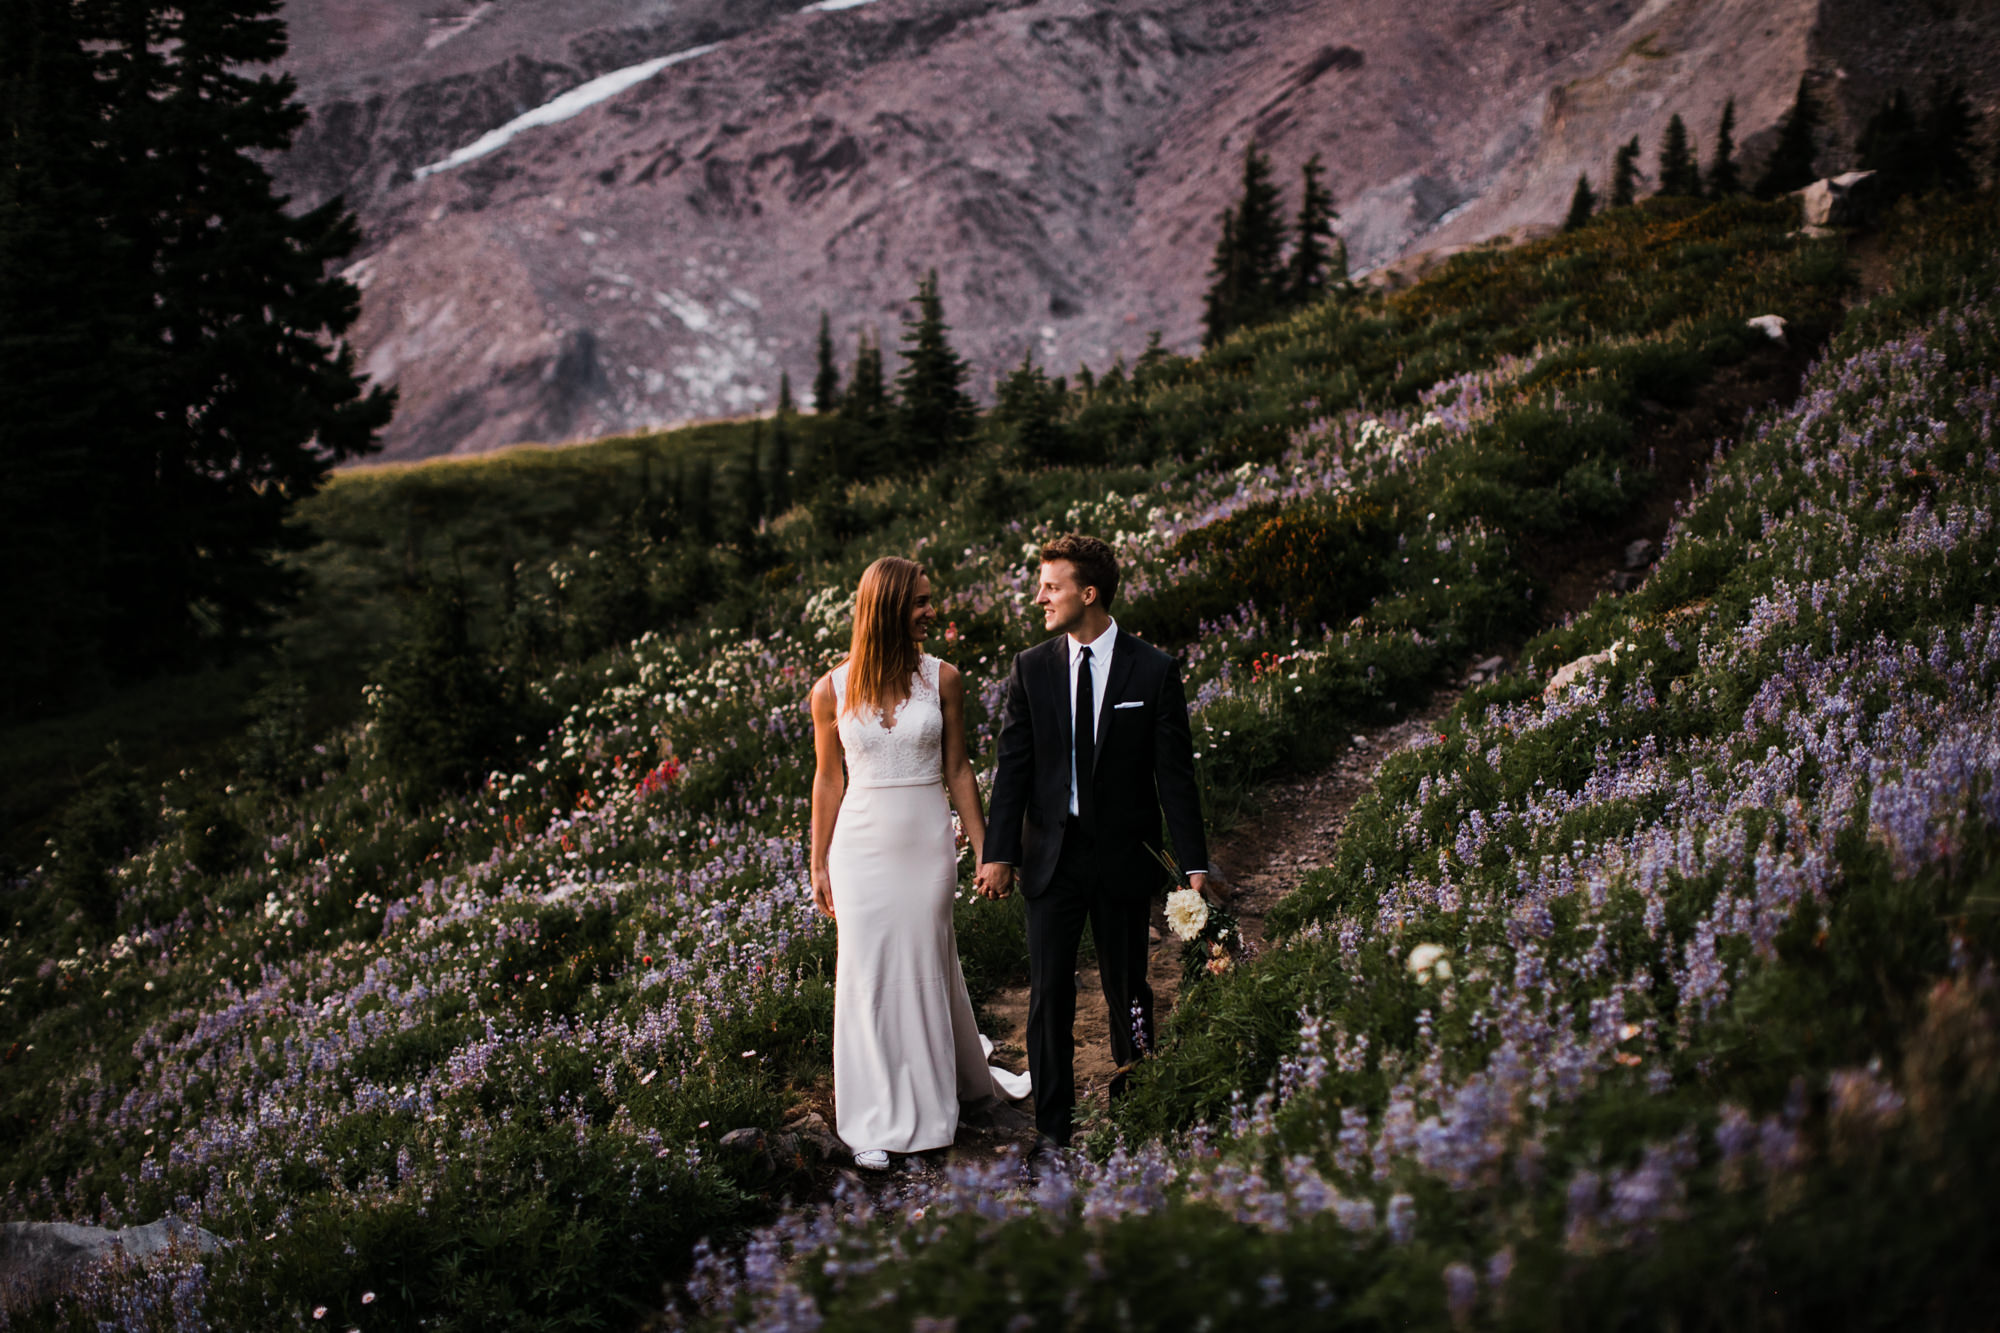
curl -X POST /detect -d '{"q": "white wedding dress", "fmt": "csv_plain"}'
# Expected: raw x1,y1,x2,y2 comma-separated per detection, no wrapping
829,654,1030,1154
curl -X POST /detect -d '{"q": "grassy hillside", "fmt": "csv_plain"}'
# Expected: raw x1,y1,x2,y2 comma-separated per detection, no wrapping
10,194,1994,1329
683,200,2000,1328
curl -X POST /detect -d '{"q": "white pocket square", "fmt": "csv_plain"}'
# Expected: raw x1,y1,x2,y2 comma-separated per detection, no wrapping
1113,701,1144,710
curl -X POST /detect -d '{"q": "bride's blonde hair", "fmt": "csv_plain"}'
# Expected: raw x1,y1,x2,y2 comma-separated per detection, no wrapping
844,557,926,718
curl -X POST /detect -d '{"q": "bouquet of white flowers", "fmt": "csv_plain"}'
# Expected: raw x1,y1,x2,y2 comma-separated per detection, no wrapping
1152,847,1241,985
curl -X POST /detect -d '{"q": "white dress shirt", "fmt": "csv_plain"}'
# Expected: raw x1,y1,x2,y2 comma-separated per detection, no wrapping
1067,620,1118,817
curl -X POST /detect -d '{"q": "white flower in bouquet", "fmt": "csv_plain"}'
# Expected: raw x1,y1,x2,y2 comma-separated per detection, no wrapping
1165,887,1210,942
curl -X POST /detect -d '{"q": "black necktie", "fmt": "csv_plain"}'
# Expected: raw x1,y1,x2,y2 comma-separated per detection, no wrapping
1075,645,1094,824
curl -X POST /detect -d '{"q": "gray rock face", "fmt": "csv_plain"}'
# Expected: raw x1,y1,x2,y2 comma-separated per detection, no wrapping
268,0,2000,461
0,1218,220,1294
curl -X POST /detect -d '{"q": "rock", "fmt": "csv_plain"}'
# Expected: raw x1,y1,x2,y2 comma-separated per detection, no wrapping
0,1218,219,1292
1794,171,1881,228
1544,641,1628,697
1610,570,1644,592
782,1111,843,1160
1475,655,1507,675
718,1127,767,1152
1623,538,1656,570
1746,314,1788,342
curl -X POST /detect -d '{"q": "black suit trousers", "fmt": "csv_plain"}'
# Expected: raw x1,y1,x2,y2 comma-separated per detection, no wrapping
1024,818,1154,1147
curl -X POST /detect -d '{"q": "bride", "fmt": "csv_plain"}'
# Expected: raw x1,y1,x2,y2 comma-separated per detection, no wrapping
809,556,1029,1170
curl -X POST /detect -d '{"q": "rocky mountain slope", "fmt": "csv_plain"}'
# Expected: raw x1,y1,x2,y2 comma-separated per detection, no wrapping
274,0,1999,460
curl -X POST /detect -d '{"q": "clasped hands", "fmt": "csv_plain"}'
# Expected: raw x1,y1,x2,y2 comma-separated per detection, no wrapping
971,863,1211,902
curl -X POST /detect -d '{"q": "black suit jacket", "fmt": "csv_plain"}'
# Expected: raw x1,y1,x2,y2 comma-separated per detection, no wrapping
983,631,1209,900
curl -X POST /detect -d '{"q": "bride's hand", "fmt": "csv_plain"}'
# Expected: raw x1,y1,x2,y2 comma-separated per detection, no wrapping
811,867,836,920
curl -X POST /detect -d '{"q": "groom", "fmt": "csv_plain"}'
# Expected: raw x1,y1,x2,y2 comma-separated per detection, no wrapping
976,534,1210,1149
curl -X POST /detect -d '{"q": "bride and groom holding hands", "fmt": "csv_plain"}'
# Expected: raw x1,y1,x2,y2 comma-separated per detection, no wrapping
809,533,1210,1169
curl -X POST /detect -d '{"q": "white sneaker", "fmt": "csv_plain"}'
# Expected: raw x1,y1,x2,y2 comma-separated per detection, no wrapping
854,1148,890,1171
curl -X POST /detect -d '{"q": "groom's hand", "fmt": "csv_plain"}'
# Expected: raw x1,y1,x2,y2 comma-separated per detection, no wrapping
975,862,1014,900
1189,871,1222,905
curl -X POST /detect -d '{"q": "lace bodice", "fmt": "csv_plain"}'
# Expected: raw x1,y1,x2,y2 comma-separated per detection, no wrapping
832,655,944,787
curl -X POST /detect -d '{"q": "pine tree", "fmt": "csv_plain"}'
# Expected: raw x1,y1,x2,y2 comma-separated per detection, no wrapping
1,0,392,714
1755,76,1822,199
0,0,129,710
103,0,394,672
1859,89,1921,201
843,332,888,429
839,329,891,480
768,372,794,516
1610,137,1643,208
686,457,717,543
894,270,977,464
994,351,1068,464
1285,153,1339,308
1201,141,1288,345
1705,97,1741,197
1562,174,1597,231
1134,329,1173,385
812,310,841,414
1920,78,1978,195
1656,114,1701,197
1201,206,1243,347
735,420,765,543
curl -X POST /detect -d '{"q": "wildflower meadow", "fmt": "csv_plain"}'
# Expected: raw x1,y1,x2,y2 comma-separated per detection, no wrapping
3,195,1996,1329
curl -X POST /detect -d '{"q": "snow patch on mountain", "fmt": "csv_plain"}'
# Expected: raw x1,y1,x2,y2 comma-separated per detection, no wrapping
414,44,721,179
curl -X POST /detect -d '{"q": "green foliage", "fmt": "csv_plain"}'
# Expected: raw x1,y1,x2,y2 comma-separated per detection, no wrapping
1609,136,1642,208
1655,113,1701,197
1755,75,1822,198
894,270,977,465
2,188,1936,1331
1705,96,1740,198
1203,141,1290,346
1862,80,1983,204
368,581,519,803
993,352,1071,464
1286,153,1342,305
1561,174,1596,232
43,753,155,932
811,311,840,415
0,0,393,720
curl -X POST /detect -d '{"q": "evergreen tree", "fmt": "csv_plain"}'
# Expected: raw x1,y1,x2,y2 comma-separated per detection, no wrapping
1201,141,1288,345
0,0,129,710
1756,76,1822,198
0,0,392,716
768,372,794,516
893,270,977,464
994,351,1068,464
1610,137,1643,208
1920,78,1978,195
686,456,717,544
812,310,841,414
839,329,891,479
1859,89,1921,200
1562,174,1597,231
1705,97,1741,197
1201,206,1242,347
1656,114,1701,197
1285,153,1339,308
1134,329,1174,385
739,420,766,540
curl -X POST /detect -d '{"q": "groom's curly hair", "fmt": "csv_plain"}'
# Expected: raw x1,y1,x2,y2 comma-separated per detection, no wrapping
1041,533,1119,609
